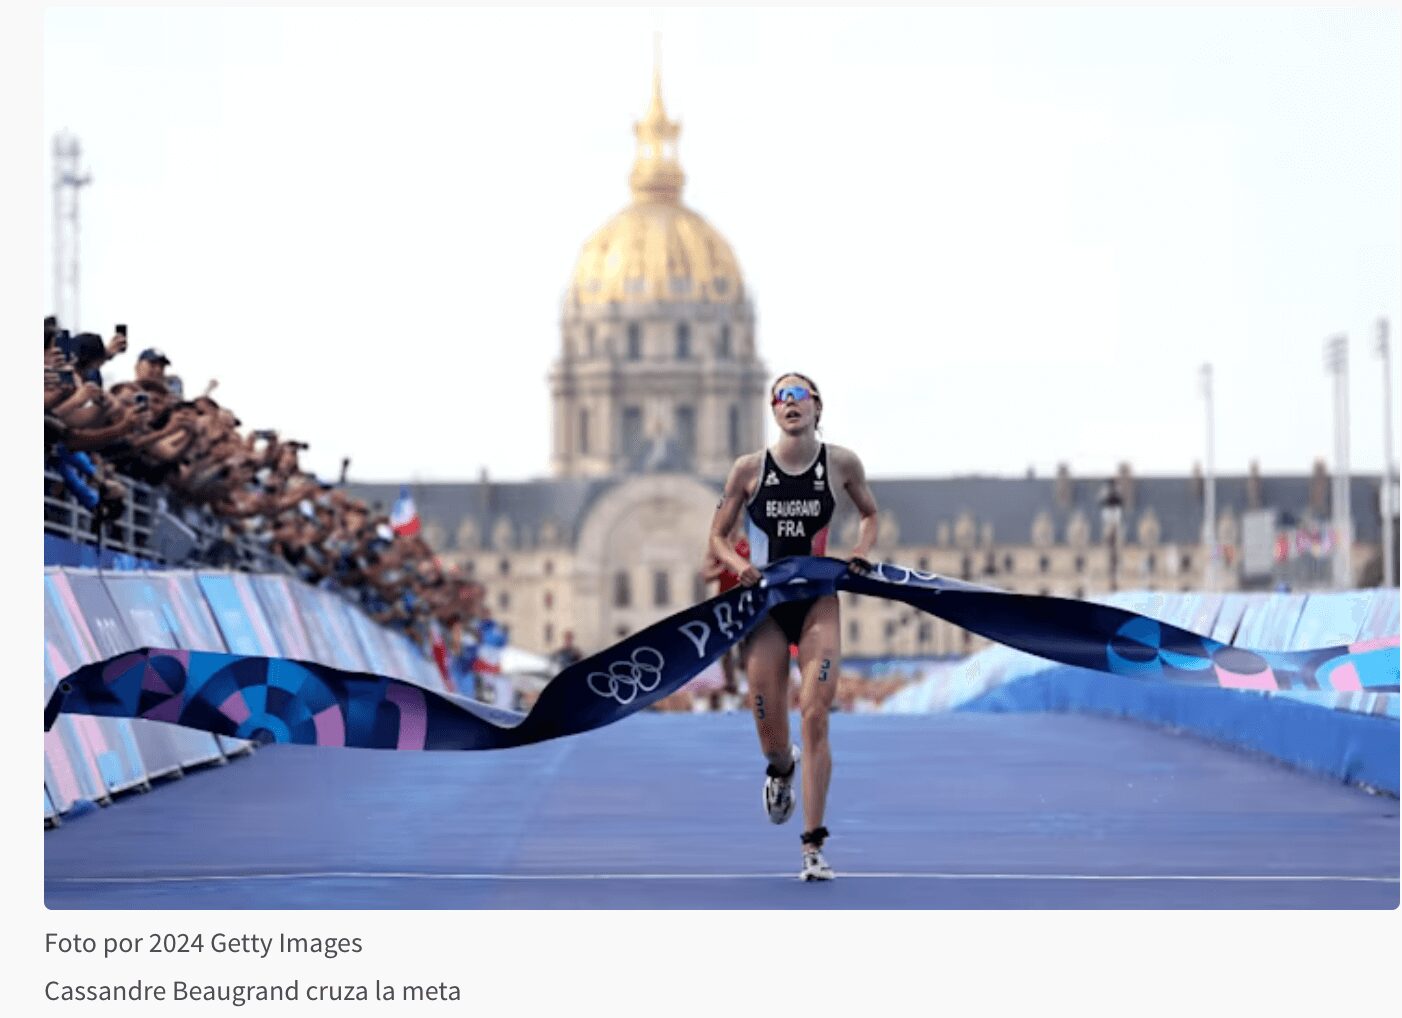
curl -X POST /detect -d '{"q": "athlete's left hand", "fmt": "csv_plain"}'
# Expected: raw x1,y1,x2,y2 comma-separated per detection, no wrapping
847,555,873,575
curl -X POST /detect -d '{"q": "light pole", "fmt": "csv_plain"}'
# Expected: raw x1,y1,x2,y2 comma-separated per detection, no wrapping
1200,363,1218,590
1378,319,1396,588
1324,334,1352,589
1099,482,1124,593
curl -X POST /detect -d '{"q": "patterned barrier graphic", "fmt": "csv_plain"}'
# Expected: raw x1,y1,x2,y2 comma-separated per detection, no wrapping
43,567,442,817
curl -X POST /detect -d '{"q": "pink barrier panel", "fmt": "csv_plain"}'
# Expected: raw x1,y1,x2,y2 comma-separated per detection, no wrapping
43,572,148,805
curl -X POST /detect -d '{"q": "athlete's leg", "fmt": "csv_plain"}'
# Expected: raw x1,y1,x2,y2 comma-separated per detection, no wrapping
796,595,841,833
744,617,793,768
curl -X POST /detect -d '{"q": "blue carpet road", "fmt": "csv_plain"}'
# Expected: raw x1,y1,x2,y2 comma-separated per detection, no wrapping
45,713,1399,908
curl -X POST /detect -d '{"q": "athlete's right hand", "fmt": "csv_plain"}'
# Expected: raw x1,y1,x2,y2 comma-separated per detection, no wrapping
735,563,762,587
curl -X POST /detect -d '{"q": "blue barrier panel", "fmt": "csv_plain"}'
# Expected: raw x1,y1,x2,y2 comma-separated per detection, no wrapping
1210,592,1259,643
1361,587,1400,641
1235,592,1308,650
1290,591,1371,648
43,534,160,570
247,575,316,662
959,664,1400,793
286,584,371,672
43,572,149,798
1167,592,1223,636
197,572,285,656
101,572,229,771
343,604,397,677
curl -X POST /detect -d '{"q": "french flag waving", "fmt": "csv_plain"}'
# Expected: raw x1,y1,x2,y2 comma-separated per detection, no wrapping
390,485,421,537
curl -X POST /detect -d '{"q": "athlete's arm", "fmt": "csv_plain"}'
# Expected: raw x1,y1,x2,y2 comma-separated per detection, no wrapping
708,454,762,586
833,446,879,561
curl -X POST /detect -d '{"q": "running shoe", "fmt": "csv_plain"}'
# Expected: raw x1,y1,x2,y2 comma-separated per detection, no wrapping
763,743,800,824
800,847,834,882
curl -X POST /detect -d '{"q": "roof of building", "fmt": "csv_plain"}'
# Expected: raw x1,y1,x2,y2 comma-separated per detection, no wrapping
346,471,1386,554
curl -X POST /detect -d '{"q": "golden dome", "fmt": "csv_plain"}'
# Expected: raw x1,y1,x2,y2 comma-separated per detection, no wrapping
568,59,745,307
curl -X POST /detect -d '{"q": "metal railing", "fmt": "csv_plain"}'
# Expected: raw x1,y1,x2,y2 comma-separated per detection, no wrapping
43,466,292,574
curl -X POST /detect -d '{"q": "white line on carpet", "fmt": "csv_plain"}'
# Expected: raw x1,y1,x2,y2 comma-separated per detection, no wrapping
49,871,1400,884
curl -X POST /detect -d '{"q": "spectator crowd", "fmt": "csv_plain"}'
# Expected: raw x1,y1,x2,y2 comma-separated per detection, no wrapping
43,316,484,659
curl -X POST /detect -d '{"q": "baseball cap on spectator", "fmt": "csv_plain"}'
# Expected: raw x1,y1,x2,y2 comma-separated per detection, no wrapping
138,348,171,366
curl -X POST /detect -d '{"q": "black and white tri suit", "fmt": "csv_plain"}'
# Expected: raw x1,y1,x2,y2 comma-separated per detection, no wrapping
743,443,837,644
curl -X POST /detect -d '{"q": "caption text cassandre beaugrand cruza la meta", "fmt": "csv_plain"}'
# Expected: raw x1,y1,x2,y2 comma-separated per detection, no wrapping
45,931,462,1005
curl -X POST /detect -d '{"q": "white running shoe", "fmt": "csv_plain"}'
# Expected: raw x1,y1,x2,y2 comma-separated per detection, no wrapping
763,744,800,824
800,847,834,882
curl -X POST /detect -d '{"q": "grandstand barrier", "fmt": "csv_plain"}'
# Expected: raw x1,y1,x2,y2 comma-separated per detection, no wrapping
43,565,444,821
883,586,1400,793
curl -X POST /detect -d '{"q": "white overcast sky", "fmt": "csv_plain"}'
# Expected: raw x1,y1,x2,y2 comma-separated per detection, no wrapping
41,6,1401,484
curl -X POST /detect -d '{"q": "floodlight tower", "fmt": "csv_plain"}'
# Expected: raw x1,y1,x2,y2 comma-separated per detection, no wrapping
1324,334,1352,589
52,132,92,330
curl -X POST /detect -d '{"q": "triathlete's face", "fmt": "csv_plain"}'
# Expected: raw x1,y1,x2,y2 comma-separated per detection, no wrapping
771,375,819,434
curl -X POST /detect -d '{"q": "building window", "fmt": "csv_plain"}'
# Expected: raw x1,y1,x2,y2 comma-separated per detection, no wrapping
626,322,641,360
962,631,973,653
728,404,741,457
693,575,706,602
1074,555,1085,574
499,558,510,576
960,555,972,580
585,325,595,357
465,560,475,575
622,405,644,461
918,555,930,571
498,591,510,610
983,552,996,575
616,626,629,638
1038,586,1050,596
884,621,896,639
578,408,589,455
917,622,932,644
1180,553,1192,572
1145,552,1156,574
1003,553,1014,572
544,591,554,609
653,570,671,607
675,405,696,465
718,323,731,358
544,623,554,646
1039,554,1050,574
544,559,554,576
848,621,860,643
1074,587,1084,599
676,321,690,359
613,570,631,608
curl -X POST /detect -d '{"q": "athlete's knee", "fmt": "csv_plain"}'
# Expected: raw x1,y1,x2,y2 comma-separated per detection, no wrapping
800,698,830,741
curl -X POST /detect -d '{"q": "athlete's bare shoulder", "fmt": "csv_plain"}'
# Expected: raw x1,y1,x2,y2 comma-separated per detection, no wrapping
723,450,764,500
825,443,866,475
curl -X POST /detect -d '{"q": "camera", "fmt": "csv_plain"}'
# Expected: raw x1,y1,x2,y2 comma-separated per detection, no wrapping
57,369,75,385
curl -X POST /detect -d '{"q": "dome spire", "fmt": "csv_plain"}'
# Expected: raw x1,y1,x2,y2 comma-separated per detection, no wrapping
629,34,684,205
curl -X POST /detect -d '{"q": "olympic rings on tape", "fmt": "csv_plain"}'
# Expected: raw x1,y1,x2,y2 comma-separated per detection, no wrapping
586,646,667,704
